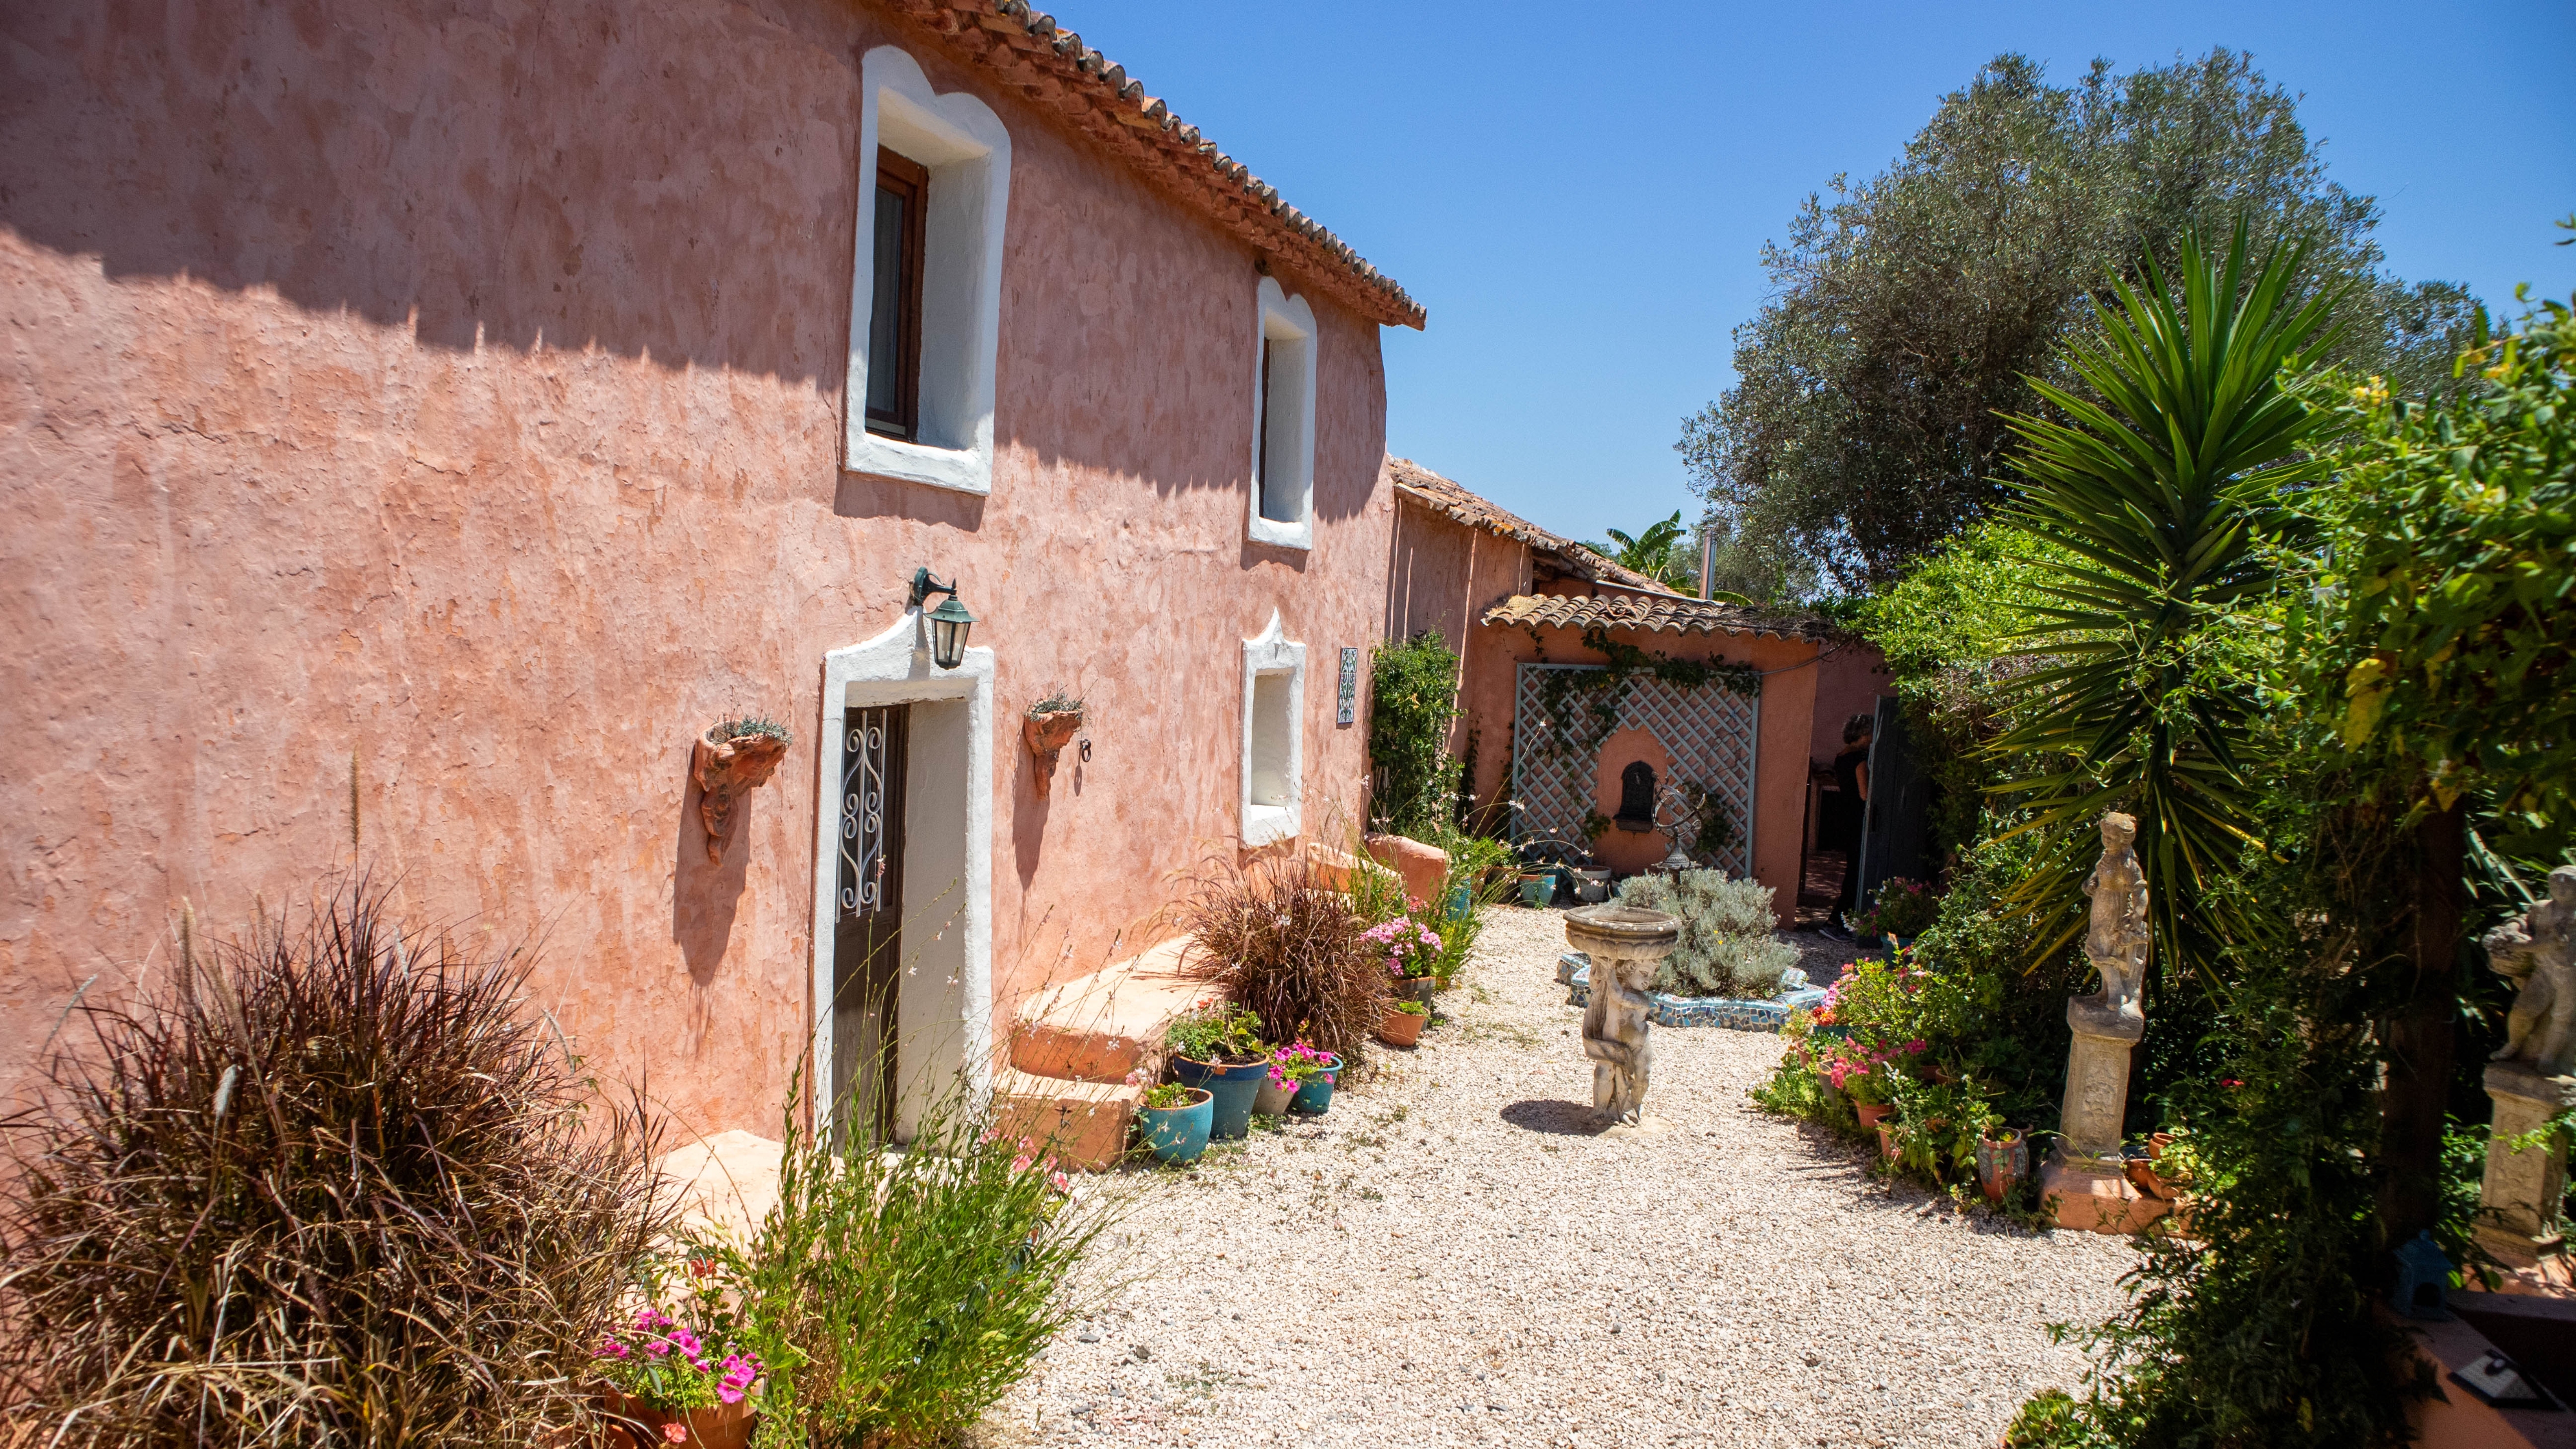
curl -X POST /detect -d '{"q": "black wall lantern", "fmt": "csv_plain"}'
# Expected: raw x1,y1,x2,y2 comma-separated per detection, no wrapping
907,567,978,670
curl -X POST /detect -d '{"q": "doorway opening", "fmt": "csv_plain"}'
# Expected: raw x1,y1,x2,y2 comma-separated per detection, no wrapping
831,703,909,1148
809,611,995,1148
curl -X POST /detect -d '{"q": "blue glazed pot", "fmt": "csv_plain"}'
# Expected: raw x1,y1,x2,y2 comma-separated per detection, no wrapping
1289,1055,1343,1116
1518,873,1553,907
1139,1088,1213,1165
1170,1057,1267,1140
1448,886,1474,920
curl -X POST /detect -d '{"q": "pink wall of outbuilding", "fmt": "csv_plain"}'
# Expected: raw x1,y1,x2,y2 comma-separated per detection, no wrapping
0,0,1393,1135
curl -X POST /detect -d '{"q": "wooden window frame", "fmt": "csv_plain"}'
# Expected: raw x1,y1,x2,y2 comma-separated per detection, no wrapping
866,147,929,441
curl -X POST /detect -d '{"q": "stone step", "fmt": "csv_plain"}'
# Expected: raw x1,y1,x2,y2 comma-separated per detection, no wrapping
1010,935,1206,1084
992,1068,1143,1172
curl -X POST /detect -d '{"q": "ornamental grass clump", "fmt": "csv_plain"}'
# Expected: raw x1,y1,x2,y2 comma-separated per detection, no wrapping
1177,853,1386,1057
1613,868,1801,998
0,880,671,1448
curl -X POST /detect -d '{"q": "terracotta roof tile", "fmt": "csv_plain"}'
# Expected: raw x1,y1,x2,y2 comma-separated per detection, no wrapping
1384,457,1674,593
1480,592,1824,642
889,1,1424,329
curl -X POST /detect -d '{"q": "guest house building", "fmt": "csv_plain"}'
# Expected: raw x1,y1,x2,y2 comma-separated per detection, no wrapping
1,0,1423,1141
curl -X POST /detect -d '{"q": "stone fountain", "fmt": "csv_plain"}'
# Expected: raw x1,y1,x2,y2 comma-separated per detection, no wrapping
1565,902,1683,1132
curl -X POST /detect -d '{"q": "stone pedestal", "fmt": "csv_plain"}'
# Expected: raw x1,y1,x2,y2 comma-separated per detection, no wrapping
1564,904,1681,1128
2478,1061,2576,1266
2058,1005,2144,1166
2043,1003,2162,1234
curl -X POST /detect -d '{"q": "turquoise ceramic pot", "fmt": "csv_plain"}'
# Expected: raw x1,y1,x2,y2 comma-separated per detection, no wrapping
1170,1057,1267,1140
1448,886,1474,920
1140,1089,1213,1164
1289,1056,1343,1115
1518,873,1553,907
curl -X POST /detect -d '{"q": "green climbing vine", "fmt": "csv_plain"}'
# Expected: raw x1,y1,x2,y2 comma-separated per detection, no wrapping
1524,628,1763,765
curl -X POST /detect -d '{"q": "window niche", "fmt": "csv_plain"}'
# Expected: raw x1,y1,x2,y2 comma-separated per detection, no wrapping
1240,611,1307,847
842,46,1011,496
1247,278,1318,549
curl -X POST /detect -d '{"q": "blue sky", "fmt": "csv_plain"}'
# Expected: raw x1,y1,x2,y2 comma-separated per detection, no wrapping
1057,0,2576,544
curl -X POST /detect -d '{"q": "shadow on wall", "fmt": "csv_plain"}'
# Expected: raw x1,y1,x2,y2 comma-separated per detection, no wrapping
5,4,1387,515
672,768,749,980
4,2,858,384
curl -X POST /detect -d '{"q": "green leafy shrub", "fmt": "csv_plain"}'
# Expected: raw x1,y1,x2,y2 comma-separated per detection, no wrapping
1613,869,1800,998
0,883,670,1448
710,1074,1115,1449
1748,1009,1855,1128
1367,631,1464,838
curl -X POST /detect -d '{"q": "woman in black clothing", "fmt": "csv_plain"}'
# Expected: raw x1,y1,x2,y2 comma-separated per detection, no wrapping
1822,712,1873,942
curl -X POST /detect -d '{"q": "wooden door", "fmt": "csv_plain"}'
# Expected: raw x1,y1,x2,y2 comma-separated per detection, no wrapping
831,704,908,1148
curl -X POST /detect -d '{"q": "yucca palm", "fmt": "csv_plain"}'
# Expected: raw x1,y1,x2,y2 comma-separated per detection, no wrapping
1987,222,2344,993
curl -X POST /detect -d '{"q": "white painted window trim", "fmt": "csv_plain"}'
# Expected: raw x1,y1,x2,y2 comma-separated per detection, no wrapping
808,607,996,1142
1239,610,1307,847
1246,278,1318,550
842,46,1011,497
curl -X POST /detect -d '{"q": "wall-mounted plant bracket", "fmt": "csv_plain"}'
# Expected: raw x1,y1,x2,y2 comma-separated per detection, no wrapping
1023,692,1086,798
692,717,791,862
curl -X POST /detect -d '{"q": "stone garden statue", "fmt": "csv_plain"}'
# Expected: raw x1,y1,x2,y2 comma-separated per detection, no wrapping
2056,812,2152,1170
1564,903,1682,1129
2072,811,2152,1034
2488,866,2576,1080
2478,867,2576,1260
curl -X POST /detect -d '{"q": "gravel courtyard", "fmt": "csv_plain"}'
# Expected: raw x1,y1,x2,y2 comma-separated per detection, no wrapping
984,905,2136,1449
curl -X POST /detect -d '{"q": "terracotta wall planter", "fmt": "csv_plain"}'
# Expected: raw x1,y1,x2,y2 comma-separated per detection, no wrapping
1023,710,1084,797
691,727,790,863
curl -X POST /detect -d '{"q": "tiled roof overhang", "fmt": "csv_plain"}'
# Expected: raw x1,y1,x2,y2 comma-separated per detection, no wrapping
1384,457,1671,593
886,0,1426,330
1481,592,1826,643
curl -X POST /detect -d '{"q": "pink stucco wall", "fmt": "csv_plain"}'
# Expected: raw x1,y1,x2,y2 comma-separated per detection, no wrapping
0,0,1393,1135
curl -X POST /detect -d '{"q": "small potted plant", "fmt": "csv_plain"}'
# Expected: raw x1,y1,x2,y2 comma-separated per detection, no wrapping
1023,689,1086,798
1365,901,1444,1007
2127,1131,2198,1200
592,1260,765,1449
1166,1002,1268,1141
1977,1124,2028,1204
692,717,792,863
1269,1041,1343,1117
1821,1039,1894,1136
1137,1082,1213,1165
1852,877,1939,951
1251,1055,1298,1118
1378,998,1428,1048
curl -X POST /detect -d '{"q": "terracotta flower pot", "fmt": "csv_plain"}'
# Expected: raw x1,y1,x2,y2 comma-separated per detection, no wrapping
1853,1101,1894,1131
1023,710,1084,797
598,1389,756,1449
1377,1007,1426,1048
1876,1122,1899,1159
1977,1128,2028,1204
691,728,790,864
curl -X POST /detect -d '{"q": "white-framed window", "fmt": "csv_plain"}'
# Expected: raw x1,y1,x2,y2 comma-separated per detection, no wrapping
1247,277,1317,549
1240,610,1307,846
842,46,1011,497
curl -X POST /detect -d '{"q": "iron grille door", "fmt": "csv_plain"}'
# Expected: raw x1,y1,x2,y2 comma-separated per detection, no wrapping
832,704,907,1148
